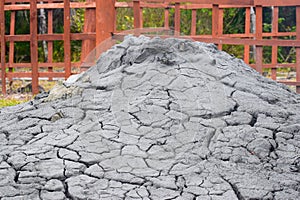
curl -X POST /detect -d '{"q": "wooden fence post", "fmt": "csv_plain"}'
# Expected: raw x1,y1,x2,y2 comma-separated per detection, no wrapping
30,0,39,94
81,0,96,63
133,0,141,28
255,4,263,74
296,5,300,93
174,2,180,35
0,0,6,95
191,9,196,36
218,7,223,50
271,6,279,81
244,7,251,64
64,0,71,79
9,3,15,82
96,0,115,46
164,8,169,29
48,0,53,81
212,4,219,47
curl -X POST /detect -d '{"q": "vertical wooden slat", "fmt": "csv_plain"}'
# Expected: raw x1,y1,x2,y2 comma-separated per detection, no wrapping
218,7,223,50
30,0,39,94
96,0,115,46
114,5,117,33
244,46,250,64
244,7,250,64
212,4,221,49
244,45,250,64
133,0,141,30
212,4,219,38
191,9,196,36
9,5,15,81
164,8,169,29
296,6,300,93
0,0,6,94
81,0,96,63
64,0,71,78
271,6,279,81
255,5,263,74
256,5,263,38
255,49,263,74
245,7,251,34
48,0,53,80
140,5,143,29
174,2,180,36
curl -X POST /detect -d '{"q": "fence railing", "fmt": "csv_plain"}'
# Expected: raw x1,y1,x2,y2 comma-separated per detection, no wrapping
0,0,97,94
1,0,300,94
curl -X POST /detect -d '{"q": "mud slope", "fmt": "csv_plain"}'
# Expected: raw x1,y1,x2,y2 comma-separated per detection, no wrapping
1,36,300,200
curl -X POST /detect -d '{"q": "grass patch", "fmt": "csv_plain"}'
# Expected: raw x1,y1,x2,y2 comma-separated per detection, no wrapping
0,79,58,109
0,96,30,108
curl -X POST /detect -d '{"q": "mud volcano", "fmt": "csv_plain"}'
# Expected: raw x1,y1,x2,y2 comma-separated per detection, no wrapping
1,36,300,199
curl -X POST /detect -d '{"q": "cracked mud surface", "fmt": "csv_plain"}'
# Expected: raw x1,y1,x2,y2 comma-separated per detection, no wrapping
1,36,300,199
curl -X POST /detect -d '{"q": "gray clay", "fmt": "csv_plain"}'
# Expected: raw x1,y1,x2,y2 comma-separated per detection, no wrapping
0,36,300,199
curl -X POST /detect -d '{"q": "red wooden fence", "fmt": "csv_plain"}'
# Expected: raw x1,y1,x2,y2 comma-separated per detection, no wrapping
1,0,300,94
0,0,97,94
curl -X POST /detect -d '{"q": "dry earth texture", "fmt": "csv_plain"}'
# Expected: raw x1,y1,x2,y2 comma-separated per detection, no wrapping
0,36,300,200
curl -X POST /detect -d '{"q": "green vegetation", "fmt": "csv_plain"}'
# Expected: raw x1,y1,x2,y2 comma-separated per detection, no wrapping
116,6,296,67
2,4,297,67
0,80,56,108
0,97,27,108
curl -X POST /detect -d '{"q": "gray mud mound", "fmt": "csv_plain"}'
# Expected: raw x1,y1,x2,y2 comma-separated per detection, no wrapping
1,36,300,200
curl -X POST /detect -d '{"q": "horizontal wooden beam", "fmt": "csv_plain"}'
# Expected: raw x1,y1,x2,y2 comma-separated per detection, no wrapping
5,0,64,3
222,32,297,38
278,80,300,86
6,72,66,78
149,0,300,6
4,0,299,12
254,0,300,6
4,2,95,11
114,33,300,47
4,1,300,11
5,33,95,42
115,2,133,8
188,37,300,47
116,2,247,9
258,63,297,69
165,0,254,5
116,1,300,9
5,62,81,68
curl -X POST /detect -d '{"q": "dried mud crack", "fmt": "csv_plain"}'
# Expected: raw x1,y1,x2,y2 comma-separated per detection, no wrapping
1,36,300,199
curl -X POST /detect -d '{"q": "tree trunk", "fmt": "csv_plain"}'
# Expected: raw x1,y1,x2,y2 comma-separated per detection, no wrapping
39,2,48,62
250,7,256,61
